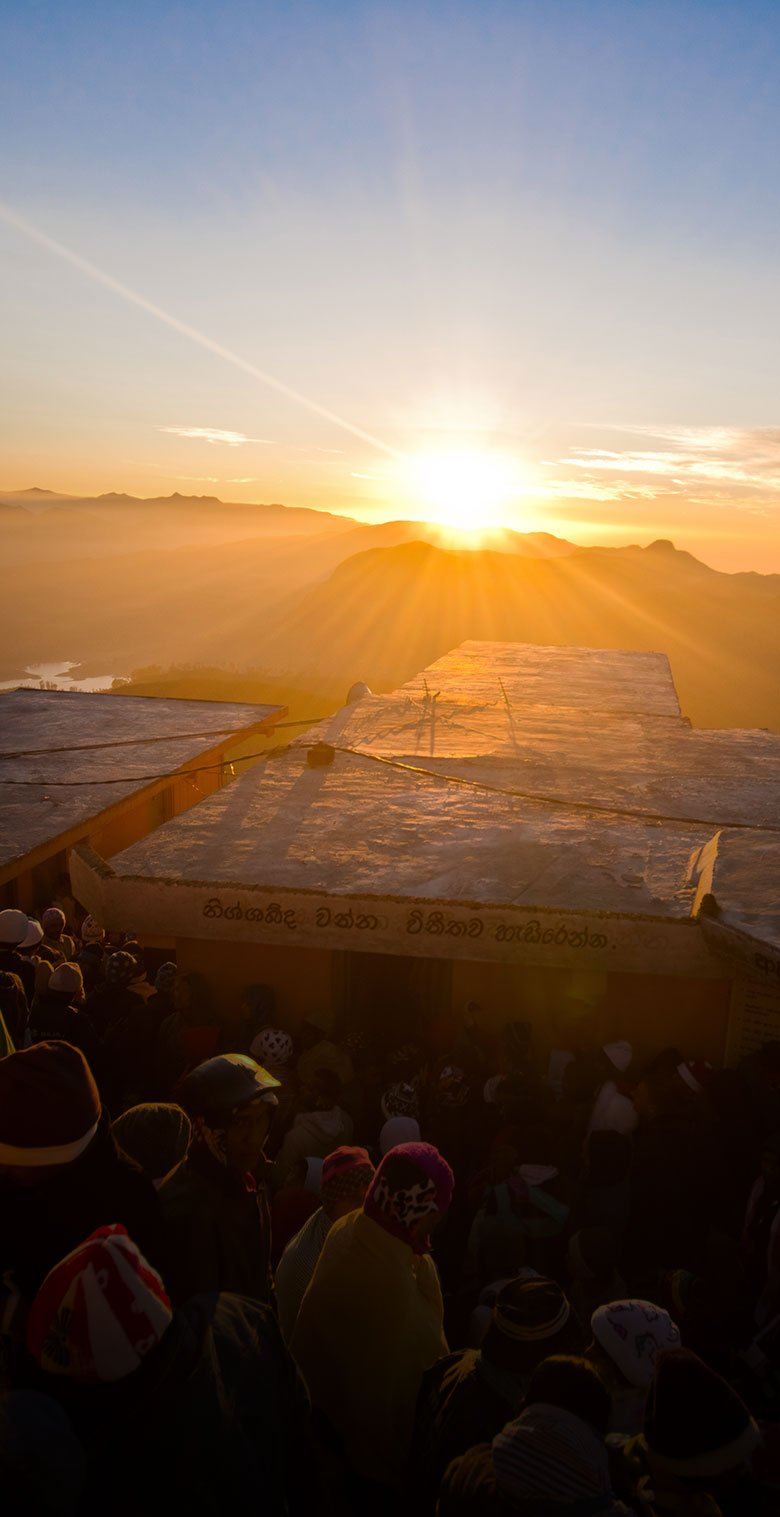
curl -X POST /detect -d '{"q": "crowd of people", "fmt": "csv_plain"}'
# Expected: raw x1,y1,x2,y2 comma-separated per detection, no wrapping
0,900,779,1515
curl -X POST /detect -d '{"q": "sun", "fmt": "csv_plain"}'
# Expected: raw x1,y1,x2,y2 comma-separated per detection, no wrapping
400,447,530,540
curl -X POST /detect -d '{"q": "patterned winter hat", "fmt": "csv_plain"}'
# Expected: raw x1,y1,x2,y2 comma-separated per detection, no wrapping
321,1145,375,1205
434,1062,471,1109
154,962,177,994
364,1141,454,1253
105,950,137,987
250,1026,294,1070
380,1080,420,1121
80,915,104,945
27,1224,173,1383
591,1299,680,1388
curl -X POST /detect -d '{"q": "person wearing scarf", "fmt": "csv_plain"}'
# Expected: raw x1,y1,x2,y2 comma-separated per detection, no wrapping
290,1141,453,1489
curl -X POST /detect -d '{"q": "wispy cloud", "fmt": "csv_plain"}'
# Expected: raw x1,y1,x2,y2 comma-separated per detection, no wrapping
158,426,273,447
549,426,780,501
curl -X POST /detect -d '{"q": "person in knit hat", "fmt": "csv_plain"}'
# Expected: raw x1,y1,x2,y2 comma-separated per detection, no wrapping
410,1275,582,1512
608,1349,762,1517
276,1144,375,1340
40,906,75,965
381,1079,421,1123
85,948,147,1040
26,1223,315,1515
0,1042,165,1303
79,914,104,946
438,1357,629,1516
111,1102,192,1187
588,1299,681,1434
159,1052,280,1306
25,962,101,1068
291,1142,454,1491
0,909,36,1006
272,1065,354,1191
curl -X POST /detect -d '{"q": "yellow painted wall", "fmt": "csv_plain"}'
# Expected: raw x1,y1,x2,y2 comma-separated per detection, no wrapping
451,958,732,1065
175,936,337,1027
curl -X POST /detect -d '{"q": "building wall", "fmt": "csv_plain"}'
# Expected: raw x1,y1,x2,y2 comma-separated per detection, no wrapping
171,935,733,1065
175,936,338,1026
451,958,732,1065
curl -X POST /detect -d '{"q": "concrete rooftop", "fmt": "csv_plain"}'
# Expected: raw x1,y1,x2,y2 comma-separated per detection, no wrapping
0,688,283,871
88,644,779,950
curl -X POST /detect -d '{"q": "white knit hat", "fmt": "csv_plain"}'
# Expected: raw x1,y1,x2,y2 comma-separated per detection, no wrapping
20,918,44,951
0,909,30,946
49,963,84,997
591,1299,680,1388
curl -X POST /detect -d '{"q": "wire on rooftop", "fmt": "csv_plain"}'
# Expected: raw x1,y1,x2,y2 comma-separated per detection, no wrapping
0,715,332,762
1,735,777,836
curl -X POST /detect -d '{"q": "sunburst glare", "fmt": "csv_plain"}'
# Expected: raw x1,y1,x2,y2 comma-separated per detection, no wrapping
400,448,533,541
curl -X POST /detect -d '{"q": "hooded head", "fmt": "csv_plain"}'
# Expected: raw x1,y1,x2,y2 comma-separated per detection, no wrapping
321,1145,375,1219
363,1142,454,1254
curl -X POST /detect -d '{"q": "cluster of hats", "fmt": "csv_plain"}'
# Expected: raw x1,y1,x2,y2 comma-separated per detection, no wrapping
47,963,84,999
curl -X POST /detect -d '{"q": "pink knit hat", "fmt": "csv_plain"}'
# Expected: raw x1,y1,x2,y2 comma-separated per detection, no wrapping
364,1141,454,1253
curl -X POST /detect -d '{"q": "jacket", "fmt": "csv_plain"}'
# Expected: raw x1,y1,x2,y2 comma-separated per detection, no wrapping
48,1293,313,1517
291,1208,448,1484
159,1146,274,1307
409,1349,524,1514
272,1106,354,1191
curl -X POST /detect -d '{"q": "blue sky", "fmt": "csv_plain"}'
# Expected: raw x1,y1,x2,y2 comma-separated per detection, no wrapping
2,1,780,566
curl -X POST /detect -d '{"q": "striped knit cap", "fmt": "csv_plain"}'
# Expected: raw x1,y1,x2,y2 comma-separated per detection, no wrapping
321,1145,375,1205
27,1224,173,1383
493,1403,612,1503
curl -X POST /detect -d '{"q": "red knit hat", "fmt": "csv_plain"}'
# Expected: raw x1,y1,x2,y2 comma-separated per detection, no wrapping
321,1145,375,1204
28,1224,173,1383
0,1041,101,1167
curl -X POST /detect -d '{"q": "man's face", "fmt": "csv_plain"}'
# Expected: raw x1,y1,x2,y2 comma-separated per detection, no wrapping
223,1099,272,1173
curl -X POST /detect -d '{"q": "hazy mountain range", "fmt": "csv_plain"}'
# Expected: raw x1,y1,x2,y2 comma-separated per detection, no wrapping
2,488,778,731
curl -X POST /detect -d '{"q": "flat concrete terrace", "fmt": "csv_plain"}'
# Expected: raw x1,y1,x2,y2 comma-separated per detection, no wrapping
71,642,780,979
0,687,283,875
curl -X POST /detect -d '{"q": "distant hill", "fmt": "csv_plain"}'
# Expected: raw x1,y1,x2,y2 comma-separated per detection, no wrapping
257,538,780,730
1,487,777,732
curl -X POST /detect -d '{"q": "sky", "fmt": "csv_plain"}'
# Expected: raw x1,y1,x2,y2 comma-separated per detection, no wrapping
2,0,780,570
